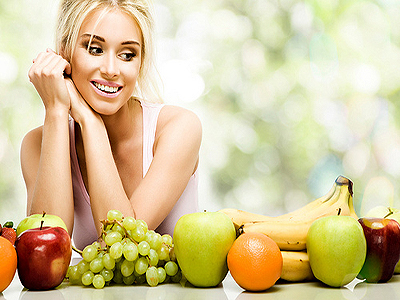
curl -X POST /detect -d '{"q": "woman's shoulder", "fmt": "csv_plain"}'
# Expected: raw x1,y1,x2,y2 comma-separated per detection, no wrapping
21,126,44,150
158,104,202,135
20,126,44,179
153,104,202,151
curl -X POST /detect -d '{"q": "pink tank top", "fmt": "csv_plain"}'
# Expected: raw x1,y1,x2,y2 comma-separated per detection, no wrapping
69,101,199,250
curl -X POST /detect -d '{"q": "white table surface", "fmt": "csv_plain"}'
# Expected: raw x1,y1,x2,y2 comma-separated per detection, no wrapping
1,256,400,300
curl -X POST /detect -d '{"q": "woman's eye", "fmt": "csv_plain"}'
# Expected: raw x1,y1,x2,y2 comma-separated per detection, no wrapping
88,46,103,55
120,52,135,61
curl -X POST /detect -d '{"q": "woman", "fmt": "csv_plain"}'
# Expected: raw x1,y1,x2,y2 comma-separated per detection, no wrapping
20,0,202,250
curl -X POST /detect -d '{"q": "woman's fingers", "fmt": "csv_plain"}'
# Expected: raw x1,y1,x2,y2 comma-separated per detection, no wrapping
28,49,72,110
30,49,70,80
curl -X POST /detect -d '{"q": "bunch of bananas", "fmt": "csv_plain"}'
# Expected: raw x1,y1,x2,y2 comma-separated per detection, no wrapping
220,175,358,282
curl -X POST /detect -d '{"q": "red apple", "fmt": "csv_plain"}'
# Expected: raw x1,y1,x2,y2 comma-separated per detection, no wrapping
15,225,72,290
357,217,400,283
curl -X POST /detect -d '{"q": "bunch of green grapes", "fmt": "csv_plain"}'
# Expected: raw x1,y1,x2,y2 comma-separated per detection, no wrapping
66,210,181,289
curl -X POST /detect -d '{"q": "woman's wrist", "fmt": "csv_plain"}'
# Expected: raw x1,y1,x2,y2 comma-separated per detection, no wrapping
44,105,70,121
77,112,104,133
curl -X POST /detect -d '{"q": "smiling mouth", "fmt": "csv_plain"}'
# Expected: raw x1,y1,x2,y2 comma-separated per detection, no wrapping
91,81,122,94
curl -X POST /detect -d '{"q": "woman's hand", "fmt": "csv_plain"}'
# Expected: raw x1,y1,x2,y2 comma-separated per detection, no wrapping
65,78,101,125
28,49,71,112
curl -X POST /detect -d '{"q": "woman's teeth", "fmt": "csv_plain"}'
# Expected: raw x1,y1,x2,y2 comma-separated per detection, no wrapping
93,82,119,93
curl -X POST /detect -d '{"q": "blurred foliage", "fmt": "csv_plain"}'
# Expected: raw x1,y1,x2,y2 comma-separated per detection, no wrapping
2,0,400,223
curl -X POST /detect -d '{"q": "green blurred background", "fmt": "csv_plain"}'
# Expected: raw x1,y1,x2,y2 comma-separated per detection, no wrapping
1,0,400,225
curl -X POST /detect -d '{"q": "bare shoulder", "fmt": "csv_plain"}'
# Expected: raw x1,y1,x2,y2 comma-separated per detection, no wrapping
21,126,43,154
157,105,202,140
20,126,44,171
153,105,202,174
20,126,44,186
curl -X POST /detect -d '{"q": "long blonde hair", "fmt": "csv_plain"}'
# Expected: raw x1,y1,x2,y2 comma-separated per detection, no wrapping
56,0,163,103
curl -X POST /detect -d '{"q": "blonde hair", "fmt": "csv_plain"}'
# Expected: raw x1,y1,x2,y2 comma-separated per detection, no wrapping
56,0,163,103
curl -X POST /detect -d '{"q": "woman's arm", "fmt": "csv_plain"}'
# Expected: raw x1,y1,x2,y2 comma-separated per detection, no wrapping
77,114,136,232
20,113,74,234
73,101,201,234
131,106,202,230
20,49,74,234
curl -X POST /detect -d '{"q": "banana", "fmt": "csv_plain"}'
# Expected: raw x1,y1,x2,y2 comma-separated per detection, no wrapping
280,250,314,282
219,175,350,229
240,178,357,250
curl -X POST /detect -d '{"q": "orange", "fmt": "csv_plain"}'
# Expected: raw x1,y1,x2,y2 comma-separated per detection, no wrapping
227,232,282,292
0,236,17,292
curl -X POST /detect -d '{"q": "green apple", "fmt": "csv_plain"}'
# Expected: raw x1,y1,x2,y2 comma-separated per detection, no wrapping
365,206,400,274
173,211,236,287
364,206,399,219
17,213,68,237
307,216,367,287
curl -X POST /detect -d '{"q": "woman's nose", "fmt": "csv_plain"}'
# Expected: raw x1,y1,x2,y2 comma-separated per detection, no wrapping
100,53,120,78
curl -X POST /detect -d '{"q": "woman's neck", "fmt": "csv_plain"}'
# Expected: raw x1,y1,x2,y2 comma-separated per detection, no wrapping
101,99,142,147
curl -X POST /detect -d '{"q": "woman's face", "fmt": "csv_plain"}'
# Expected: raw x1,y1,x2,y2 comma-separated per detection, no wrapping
70,8,142,115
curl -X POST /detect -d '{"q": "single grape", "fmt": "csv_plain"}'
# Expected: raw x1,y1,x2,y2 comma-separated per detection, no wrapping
135,256,149,275
161,234,173,247
165,261,178,277
67,265,81,284
157,267,166,283
123,241,139,261
92,274,106,289
121,259,135,277
105,231,123,246
81,270,94,286
146,266,159,287
131,226,145,243
77,259,90,274
109,241,123,259
113,269,124,284
171,270,182,283
100,268,114,282
89,256,104,273
107,209,123,221
138,241,150,256
169,247,176,261
115,256,124,268
122,216,136,230
146,231,162,251
102,253,116,270
82,245,98,262
135,273,146,285
152,233,163,250
112,223,126,237
144,231,154,247
123,274,136,285
92,241,101,249
136,219,148,232
145,230,155,239
157,244,170,261
148,249,159,266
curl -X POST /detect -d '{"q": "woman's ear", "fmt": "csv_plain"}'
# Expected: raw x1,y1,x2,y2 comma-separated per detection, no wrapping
59,46,69,61
58,47,72,77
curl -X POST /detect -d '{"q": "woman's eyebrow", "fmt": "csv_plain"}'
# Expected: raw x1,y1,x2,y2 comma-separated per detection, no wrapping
81,33,105,42
80,33,140,46
121,40,140,46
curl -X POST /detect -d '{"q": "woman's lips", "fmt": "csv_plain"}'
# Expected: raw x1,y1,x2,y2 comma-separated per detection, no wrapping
90,80,123,98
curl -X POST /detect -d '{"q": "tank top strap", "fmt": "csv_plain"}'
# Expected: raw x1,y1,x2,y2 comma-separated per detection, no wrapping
141,101,165,177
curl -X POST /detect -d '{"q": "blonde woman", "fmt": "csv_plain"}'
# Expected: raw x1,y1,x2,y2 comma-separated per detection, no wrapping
20,0,202,250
